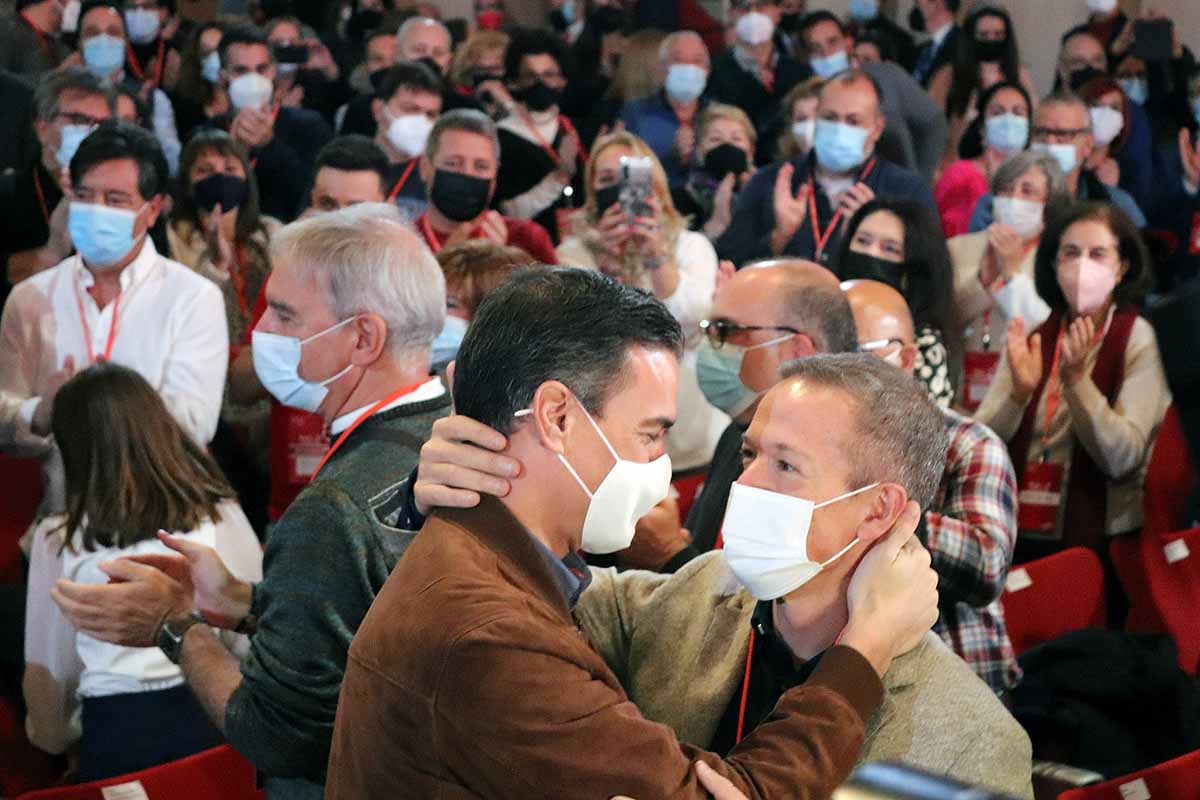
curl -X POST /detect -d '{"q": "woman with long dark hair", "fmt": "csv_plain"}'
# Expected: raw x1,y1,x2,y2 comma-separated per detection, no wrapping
928,5,1037,171
23,364,262,781
835,197,959,408
170,21,228,142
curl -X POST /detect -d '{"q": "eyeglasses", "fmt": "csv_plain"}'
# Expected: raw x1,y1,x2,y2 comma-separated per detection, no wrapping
1033,127,1089,141
699,319,801,349
55,111,107,127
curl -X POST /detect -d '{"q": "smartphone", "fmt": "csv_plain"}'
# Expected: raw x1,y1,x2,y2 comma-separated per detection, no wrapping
619,156,653,219
1132,19,1173,61
274,44,310,65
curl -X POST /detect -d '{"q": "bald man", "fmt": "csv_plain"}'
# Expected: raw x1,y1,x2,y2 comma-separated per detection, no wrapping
844,280,1023,697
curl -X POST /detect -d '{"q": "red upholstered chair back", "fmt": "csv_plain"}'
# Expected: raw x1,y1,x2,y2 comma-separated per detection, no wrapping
1058,748,1200,800
1000,547,1106,656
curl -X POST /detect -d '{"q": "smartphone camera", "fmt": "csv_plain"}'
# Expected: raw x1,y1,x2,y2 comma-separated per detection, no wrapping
619,156,653,220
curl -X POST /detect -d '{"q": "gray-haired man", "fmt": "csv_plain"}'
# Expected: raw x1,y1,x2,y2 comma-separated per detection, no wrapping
51,204,451,799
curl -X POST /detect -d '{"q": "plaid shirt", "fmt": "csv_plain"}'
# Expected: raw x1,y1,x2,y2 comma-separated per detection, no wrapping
925,409,1022,693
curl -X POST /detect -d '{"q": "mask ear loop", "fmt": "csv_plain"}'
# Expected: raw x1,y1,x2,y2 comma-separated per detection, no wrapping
512,405,599,499
812,481,882,569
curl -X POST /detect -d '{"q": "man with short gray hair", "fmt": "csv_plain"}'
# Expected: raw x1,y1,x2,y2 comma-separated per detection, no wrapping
50,204,452,800
396,16,452,76
618,30,712,188
3,67,114,288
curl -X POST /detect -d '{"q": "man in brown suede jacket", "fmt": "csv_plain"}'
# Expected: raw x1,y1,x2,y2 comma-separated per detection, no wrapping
325,269,940,799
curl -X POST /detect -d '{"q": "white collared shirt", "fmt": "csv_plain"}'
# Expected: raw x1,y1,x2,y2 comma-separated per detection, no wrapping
329,376,446,435
0,239,228,516
929,22,954,49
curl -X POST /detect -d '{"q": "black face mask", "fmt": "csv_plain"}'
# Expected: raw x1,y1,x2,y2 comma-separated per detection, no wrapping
517,81,562,112
779,12,802,34
431,169,492,222
594,184,620,215
1068,66,1105,92
909,7,926,33
974,38,1008,63
549,8,570,32
591,5,625,34
415,56,444,77
471,69,503,88
703,143,749,182
192,173,248,214
838,250,926,303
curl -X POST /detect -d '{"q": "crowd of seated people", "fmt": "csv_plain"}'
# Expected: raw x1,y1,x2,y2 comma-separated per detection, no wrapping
1,0,1197,797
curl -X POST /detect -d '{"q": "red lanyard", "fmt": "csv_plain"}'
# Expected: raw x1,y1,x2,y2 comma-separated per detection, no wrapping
418,213,446,253
20,12,51,60
33,170,51,226
126,38,165,87
75,284,122,365
513,107,587,168
311,381,427,478
808,158,876,259
734,629,756,744
387,159,419,202
1039,317,1105,449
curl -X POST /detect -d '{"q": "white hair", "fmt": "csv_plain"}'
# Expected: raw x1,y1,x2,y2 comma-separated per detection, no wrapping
396,16,450,48
271,204,446,360
656,31,708,67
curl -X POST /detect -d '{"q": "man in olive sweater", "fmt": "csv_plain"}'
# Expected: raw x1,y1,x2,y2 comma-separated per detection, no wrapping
51,205,450,800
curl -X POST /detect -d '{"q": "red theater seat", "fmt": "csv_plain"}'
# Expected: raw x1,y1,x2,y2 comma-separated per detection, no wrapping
1058,748,1200,800
1001,547,1106,656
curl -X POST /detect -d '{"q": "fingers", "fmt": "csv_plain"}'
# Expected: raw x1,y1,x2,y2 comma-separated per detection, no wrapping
774,163,794,200
1029,332,1041,358
432,415,509,453
122,553,187,572
98,557,161,583
157,530,208,561
879,501,922,562
695,760,746,800
418,459,513,499
794,178,812,205
413,482,483,513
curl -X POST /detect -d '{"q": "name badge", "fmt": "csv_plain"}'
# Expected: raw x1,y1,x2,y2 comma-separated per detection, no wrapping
962,350,1002,412
1018,461,1064,536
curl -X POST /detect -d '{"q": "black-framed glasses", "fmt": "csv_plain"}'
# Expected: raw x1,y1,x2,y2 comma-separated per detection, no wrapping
699,319,801,349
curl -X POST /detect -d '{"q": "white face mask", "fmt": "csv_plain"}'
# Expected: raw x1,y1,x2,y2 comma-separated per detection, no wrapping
791,118,816,153
1031,142,1078,176
61,0,81,33
516,396,673,555
228,72,275,111
721,480,880,601
735,11,775,47
124,7,161,45
1089,105,1124,147
385,112,435,158
993,195,1045,240
251,317,358,413
1086,0,1118,14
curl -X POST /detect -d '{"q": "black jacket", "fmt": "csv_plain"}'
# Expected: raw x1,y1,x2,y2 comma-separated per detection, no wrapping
706,49,813,164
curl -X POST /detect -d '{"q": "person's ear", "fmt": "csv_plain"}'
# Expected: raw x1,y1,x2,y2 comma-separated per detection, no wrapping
1080,133,1095,160
144,194,165,229
869,112,887,147
35,118,53,148
900,343,919,373
418,153,434,185
372,98,385,126
526,380,574,454
783,332,818,361
854,483,909,545
348,314,389,366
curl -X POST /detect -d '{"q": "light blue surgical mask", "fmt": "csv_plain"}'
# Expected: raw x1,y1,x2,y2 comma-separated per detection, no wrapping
67,202,146,269
56,123,96,170
813,119,870,173
848,0,879,22
201,50,221,84
251,317,358,413
695,335,790,418
1117,77,1148,106
809,49,850,79
561,0,576,25
123,7,160,45
664,63,707,104
984,113,1029,154
431,315,467,369
1032,141,1078,176
82,34,127,79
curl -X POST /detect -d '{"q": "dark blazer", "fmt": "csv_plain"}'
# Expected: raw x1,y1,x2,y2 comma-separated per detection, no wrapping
706,48,813,164
326,494,884,799
715,153,935,267
0,69,34,174
914,25,960,87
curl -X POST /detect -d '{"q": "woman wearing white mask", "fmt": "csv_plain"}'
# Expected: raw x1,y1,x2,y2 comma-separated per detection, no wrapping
172,22,228,141
774,77,823,162
948,151,1065,412
1079,74,1159,216
559,131,725,476
934,81,1032,238
975,203,1168,602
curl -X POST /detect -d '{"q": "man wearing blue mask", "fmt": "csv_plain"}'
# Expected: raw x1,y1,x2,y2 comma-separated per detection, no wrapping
0,120,226,529
75,0,181,174
716,69,934,268
50,204,451,800
575,353,1033,798
799,11,946,182
967,92,1146,233
617,31,712,190
3,68,113,297
326,267,942,798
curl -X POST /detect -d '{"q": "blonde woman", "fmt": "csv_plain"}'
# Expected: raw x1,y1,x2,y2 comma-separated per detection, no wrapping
674,102,757,240
775,77,825,162
448,29,511,117
557,131,727,473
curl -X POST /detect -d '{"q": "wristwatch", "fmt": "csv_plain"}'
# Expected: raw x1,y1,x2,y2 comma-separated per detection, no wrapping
156,612,208,665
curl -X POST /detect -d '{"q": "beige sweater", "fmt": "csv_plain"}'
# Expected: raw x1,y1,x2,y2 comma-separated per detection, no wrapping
576,552,1035,799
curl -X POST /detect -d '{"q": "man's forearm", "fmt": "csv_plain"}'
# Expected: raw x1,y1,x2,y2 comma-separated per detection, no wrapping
180,626,244,734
